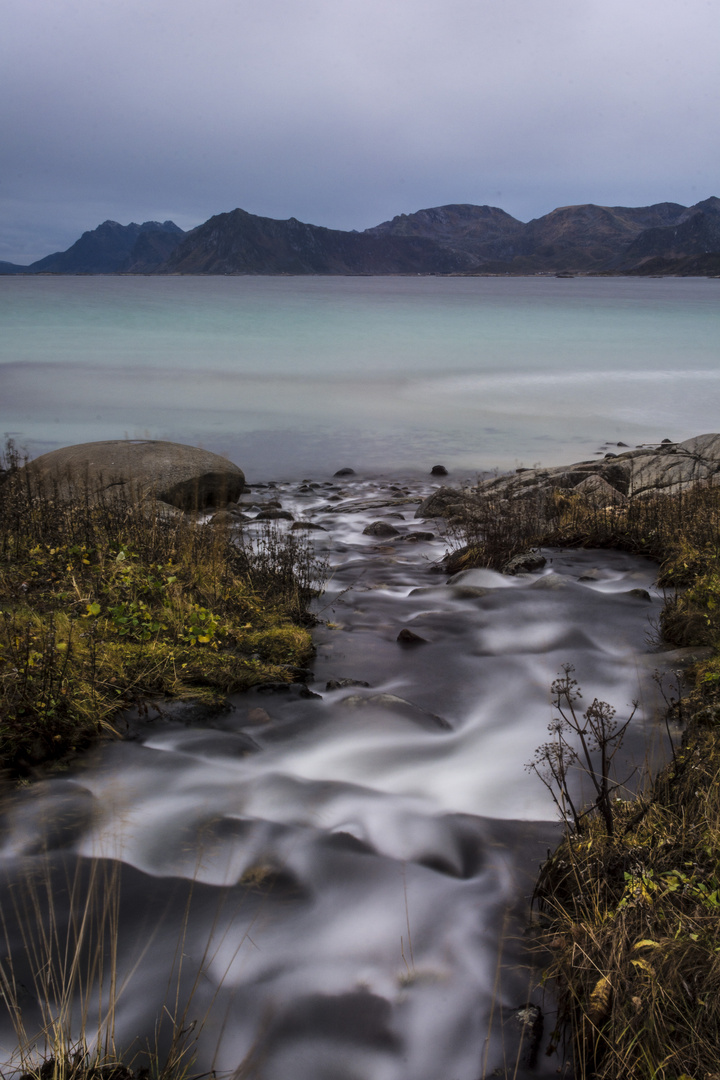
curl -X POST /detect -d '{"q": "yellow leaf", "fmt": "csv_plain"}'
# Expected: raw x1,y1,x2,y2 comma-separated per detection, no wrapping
587,975,612,1024
633,939,661,949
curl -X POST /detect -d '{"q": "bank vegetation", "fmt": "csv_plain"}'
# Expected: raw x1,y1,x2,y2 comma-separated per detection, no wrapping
0,440,324,777
456,480,720,1079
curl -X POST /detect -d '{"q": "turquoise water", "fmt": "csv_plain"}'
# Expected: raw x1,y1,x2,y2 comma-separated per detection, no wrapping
1,275,718,478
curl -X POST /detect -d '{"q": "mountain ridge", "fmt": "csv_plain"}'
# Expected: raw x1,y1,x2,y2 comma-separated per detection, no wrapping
3,197,719,275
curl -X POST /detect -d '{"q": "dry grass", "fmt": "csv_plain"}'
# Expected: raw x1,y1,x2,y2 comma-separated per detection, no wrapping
533,712,720,1079
0,855,253,1080
454,477,720,1078
0,441,325,775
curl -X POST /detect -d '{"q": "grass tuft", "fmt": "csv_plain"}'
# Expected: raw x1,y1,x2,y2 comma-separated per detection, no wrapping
452,476,720,1076
0,440,325,775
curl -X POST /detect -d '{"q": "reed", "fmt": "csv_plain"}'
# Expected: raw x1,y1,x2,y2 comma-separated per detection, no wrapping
0,854,253,1080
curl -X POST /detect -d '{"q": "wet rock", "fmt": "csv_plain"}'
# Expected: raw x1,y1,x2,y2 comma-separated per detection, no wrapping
299,686,323,699
333,467,356,477
529,572,565,590
437,544,481,575
339,693,450,729
326,678,371,690
330,496,422,514
255,508,294,521
254,682,292,694
430,464,448,476
578,568,601,581
291,521,327,530
174,731,261,757
363,520,400,537
511,1003,544,1068
209,509,241,526
627,588,652,602
397,628,429,645
409,530,435,541
246,707,272,724
264,991,400,1052
502,552,547,575
449,585,490,599
415,486,466,518
572,473,628,505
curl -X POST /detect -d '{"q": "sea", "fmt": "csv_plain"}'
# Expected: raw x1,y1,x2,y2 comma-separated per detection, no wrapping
1,274,718,478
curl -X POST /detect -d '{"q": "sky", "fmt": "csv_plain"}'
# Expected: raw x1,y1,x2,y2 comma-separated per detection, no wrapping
1,0,718,263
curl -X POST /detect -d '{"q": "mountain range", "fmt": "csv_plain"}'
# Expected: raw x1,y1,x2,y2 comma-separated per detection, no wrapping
2,196,719,276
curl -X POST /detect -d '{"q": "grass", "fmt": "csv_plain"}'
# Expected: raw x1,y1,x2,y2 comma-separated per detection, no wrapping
0,439,326,775
454,477,720,1078
0,853,264,1080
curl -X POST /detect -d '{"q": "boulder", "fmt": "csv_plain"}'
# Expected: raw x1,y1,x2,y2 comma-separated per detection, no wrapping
255,508,294,521
25,440,244,511
571,474,627,506
414,486,465,518
363,520,400,537
502,552,547,575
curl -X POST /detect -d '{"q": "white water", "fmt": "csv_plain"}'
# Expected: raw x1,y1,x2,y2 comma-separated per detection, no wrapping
0,476,676,1079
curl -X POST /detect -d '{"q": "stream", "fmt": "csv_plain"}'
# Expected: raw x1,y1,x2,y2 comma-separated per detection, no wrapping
0,473,675,1080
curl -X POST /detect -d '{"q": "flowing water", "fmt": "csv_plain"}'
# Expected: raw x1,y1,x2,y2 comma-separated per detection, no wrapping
0,476,676,1079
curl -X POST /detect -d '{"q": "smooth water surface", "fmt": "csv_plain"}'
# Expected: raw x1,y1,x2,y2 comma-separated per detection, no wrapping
1,275,718,478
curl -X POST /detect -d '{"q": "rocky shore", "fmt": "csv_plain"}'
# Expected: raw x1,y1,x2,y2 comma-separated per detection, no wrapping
417,432,720,525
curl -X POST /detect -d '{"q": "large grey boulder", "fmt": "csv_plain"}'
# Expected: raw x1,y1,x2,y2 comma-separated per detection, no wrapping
25,439,245,510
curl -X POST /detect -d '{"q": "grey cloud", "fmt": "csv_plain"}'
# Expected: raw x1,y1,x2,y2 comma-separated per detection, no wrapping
1,0,718,261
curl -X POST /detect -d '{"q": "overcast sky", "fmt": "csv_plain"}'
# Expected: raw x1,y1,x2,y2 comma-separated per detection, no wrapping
2,0,718,263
